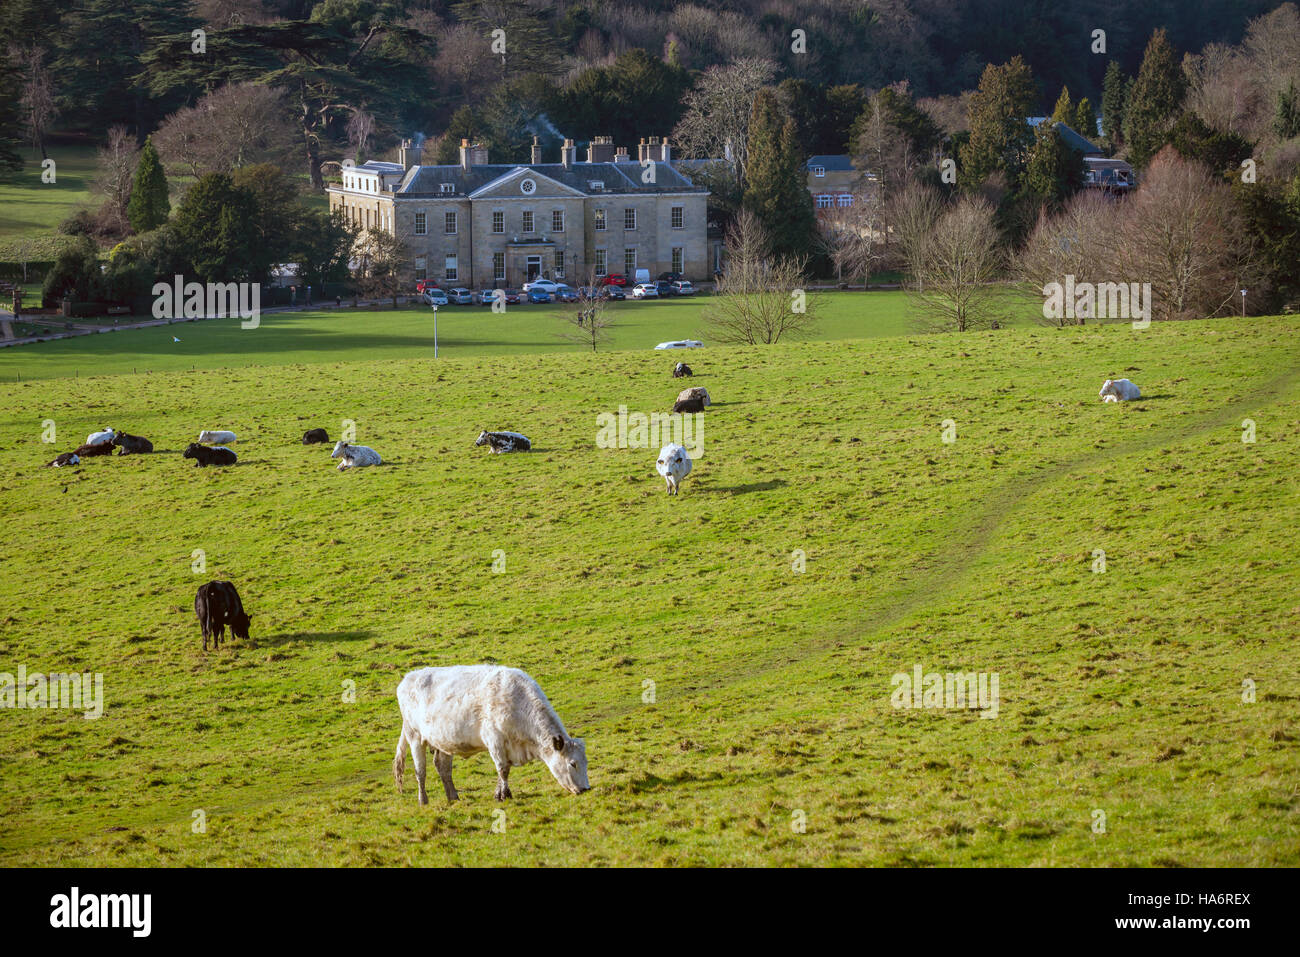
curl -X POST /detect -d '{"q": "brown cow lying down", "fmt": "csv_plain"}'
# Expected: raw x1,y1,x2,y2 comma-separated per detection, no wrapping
302,428,330,444
194,580,251,651
672,396,706,414
72,442,114,458
111,432,154,454
184,443,238,467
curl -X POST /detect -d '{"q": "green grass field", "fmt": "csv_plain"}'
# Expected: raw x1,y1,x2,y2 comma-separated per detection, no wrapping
0,315,1296,866
0,290,1054,382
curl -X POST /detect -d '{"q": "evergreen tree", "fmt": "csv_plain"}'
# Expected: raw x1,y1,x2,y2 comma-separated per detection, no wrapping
1074,98,1095,139
170,173,260,282
743,89,815,261
1275,81,1300,141
959,56,1037,189
0,50,24,177
1050,87,1074,124
1021,124,1085,209
127,138,170,233
1101,61,1128,149
432,107,482,165
1123,29,1187,168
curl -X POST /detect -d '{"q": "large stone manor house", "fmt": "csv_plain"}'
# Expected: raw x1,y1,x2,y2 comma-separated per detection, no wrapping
328,136,710,288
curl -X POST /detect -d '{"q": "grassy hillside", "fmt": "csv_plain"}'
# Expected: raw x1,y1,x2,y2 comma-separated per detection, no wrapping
0,290,1051,381
0,317,1296,866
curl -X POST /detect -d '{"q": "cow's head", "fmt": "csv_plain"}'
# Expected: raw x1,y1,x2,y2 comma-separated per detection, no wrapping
231,610,251,641
1099,379,1115,399
543,734,590,795
331,441,350,458
183,443,199,459
475,431,489,447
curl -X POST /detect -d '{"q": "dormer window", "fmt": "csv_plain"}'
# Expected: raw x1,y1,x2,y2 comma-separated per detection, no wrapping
812,166,826,177
589,180,604,190
440,183,455,194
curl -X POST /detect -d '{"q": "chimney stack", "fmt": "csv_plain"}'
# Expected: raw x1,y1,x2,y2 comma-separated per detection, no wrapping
615,146,630,163
399,138,422,171
531,135,543,165
587,135,616,163
561,138,576,168
459,139,488,170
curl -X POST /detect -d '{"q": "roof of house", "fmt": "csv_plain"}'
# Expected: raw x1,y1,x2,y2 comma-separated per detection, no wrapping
1027,119,1103,155
395,161,704,196
806,155,855,172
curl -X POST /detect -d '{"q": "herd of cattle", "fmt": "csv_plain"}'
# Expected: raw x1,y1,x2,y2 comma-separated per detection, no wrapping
39,356,1144,804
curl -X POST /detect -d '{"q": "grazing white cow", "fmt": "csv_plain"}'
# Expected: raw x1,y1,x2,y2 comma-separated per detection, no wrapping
1099,378,1141,402
330,440,382,470
85,428,117,446
197,430,238,444
656,443,692,495
393,665,589,804
676,386,711,407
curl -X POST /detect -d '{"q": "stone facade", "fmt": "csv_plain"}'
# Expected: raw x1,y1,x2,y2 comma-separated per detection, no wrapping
328,139,709,288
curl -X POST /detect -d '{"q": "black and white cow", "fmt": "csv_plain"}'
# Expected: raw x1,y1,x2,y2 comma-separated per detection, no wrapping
194,580,251,651
673,362,693,378
46,452,81,468
475,430,532,454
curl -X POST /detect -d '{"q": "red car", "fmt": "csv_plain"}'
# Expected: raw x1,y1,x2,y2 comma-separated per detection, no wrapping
415,279,441,293
602,273,628,286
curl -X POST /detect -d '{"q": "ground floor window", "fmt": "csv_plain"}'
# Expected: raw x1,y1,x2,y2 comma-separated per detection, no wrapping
594,249,606,276
493,252,505,281
624,248,636,276
414,257,426,280
837,194,853,207
671,247,683,274
816,194,833,209
445,256,458,282
555,251,565,278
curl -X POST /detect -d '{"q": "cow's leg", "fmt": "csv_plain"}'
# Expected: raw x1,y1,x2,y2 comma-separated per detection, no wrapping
201,619,209,652
486,742,512,800
433,749,458,803
409,736,429,805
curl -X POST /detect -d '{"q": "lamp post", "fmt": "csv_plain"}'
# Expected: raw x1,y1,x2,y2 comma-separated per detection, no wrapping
432,302,438,358
1240,289,1246,318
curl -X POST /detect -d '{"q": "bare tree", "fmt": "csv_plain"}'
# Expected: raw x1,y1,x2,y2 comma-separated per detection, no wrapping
908,196,1004,332
153,83,296,179
352,227,411,308
884,180,946,281
670,58,776,186
1015,190,1124,326
703,209,820,344
1119,147,1259,320
346,108,376,162
9,45,57,159
815,188,884,284
94,126,138,236
562,271,614,351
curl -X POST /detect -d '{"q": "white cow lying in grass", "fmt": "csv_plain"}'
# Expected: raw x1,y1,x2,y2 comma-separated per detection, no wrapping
676,386,711,407
197,430,238,444
1099,378,1141,402
330,440,382,470
656,443,692,495
85,427,117,446
394,665,589,804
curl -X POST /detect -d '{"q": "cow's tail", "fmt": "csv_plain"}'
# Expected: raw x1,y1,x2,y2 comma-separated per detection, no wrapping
393,729,407,793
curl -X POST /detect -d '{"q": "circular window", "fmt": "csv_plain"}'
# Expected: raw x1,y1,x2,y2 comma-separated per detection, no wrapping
520,178,537,195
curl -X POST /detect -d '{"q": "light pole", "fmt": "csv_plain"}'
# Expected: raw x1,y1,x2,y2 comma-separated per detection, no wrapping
1240,289,1246,318
432,303,438,357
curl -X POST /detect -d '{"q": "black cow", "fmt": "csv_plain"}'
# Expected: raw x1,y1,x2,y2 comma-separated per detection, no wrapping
111,432,154,454
194,581,251,651
72,442,114,458
672,397,706,414
302,428,330,445
184,443,238,467
673,362,693,378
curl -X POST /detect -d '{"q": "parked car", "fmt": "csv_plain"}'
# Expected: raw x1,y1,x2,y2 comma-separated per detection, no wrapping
522,277,560,294
415,279,441,293
671,280,696,296
631,282,659,298
475,289,500,306
445,287,474,304
553,285,579,303
422,287,449,306
526,287,552,303
654,280,675,297
602,284,626,301
654,340,704,349
602,273,628,286
656,272,684,283
502,289,521,304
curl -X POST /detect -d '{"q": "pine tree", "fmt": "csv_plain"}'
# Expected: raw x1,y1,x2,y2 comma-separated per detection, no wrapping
0,49,23,177
1123,29,1187,168
959,56,1037,189
742,89,815,261
127,137,170,233
1275,81,1300,141
1101,61,1127,149
1050,87,1074,124
1021,124,1085,209
1074,98,1095,139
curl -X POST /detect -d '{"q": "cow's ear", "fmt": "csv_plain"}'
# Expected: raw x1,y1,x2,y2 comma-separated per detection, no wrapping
552,735,565,753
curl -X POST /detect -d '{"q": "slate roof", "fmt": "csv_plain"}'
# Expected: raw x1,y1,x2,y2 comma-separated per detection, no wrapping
396,162,704,196
806,154,855,172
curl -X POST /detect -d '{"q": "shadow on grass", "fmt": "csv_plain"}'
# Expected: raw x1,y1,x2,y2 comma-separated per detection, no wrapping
1134,394,1176,401
702,479,787,495
262,629,376,646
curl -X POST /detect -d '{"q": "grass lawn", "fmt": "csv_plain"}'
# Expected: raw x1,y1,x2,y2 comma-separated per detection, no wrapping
0,289,1059,381
0,146,98,258
0,315,1295,866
